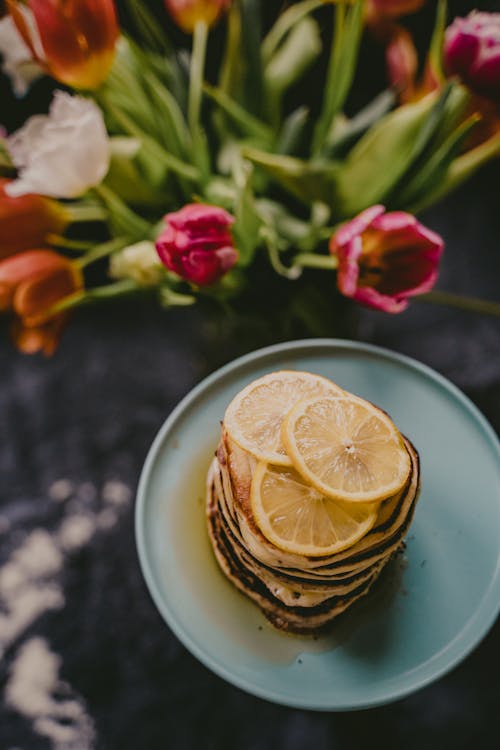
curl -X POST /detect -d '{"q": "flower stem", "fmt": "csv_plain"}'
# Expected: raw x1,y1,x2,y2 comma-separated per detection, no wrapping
418,290,500,317
93,184,152,241
77,236,129,269
65,203,108,223
46,235,95,252
294,253,338,270
188,21,208,137
49,280,142,314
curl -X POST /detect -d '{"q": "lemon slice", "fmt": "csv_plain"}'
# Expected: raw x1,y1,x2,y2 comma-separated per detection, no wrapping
283,395,411,503
224,371,343,465
251,462,377,556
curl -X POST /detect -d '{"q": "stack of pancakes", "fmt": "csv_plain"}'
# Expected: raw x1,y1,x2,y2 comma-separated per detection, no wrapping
206,428,420,635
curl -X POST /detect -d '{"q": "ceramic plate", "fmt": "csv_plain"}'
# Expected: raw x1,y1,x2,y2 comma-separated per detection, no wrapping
136,340,500,710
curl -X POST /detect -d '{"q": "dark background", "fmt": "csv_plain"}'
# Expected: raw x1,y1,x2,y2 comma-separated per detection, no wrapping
1,2,500,749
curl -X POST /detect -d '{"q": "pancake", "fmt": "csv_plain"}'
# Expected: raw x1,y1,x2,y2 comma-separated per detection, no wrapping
204,388,421,634
207,474,400,633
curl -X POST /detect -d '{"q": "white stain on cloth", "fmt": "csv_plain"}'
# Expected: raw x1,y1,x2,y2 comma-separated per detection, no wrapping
1,478,132,749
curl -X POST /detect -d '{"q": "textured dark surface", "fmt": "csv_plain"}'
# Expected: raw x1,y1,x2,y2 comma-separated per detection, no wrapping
1,0,500,747
0,162,499,750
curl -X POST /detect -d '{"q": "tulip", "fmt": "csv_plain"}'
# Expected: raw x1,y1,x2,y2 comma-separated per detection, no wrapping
385,25,418,95
7,0,119,90
0,179,70,257
0,249,83,355
367,0,426,20
164,0,231,34
329,205,444,313
384,23,439,103
5,91,110,199
444,12,500,102
155,204,238,286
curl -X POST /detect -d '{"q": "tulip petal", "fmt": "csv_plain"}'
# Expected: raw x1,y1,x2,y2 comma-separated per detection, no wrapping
26,0,118,89
6,92,110,199
331,205,444,313
156,203,238,286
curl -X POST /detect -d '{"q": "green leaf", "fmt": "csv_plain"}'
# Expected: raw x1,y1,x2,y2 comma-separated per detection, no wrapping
192,126,211,187
313,0,364,155
335,91,444,217
104,137,170,208
264,17,322,124
93,185,153,242
125,0,173,54
203,84,273,143
262,0,327,64
410,132,500,213
101,98,199,185
232,166,263,267
242,147,339,205
275,107,310,155
326,89,396,158
142,70,191,158
239,0,265,118
429,0,448,83
395,115,480,209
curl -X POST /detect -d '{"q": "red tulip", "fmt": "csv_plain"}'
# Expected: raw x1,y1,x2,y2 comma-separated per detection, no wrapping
0,179,69,258
0,249,83,354
444,12,500,102
330,205,444,313
155,204,238,286
7,0,119,89
164,0,231,33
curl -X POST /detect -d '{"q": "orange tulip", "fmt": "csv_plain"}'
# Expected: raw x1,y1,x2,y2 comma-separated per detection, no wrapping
164,0,231,33
0,179,70,258
0,249,83,355
7,0,119,89
367,0,426,20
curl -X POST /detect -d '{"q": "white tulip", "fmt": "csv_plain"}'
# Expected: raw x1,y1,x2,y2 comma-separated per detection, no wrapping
0,13,43,96
5,91,110,199
110,241,164,286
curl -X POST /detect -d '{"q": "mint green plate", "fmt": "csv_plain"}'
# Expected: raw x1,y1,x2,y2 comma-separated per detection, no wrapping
136,340,500,710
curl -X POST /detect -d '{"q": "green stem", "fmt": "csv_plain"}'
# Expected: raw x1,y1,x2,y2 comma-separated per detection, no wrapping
188,21,208,137
93,184,152,241
294,253,338,270
418,290,500,317
77,236,129,269
49,280,142,315
46,235,95,252
65,203,108,223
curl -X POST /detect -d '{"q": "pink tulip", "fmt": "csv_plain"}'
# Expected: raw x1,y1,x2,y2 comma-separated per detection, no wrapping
155,204,238,286
329,205,444,313
444,12,500,101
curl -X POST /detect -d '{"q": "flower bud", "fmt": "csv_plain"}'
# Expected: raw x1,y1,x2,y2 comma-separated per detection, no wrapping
110,241,164,286
5,91,110,199
367,1,426,20
330,205,444,313
7,0,119,90
0,179,69,257
444,12,500,101
155,203,238,286
0,249,83,355
164,0,231,34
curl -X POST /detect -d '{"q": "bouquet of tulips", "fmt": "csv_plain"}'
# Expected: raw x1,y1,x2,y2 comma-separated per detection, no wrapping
0,0,499,354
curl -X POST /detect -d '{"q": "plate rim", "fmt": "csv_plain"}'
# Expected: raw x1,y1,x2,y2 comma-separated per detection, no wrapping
135,338,500,711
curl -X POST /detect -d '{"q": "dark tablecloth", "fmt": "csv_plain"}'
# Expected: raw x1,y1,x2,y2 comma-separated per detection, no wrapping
0,157,499,749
